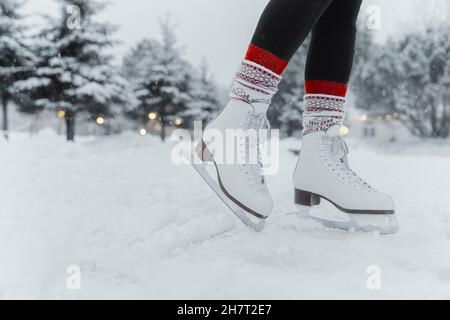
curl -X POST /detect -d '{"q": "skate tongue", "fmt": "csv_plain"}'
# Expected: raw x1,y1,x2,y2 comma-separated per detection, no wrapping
230,98,268,115
326,125,342,137
251,102,269,115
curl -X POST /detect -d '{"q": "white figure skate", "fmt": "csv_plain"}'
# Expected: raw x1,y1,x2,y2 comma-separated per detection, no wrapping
190,59,281,231
294,124,399,234
191,99,274,232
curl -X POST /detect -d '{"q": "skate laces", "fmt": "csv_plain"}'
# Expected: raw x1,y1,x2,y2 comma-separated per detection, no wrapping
321,135,374,192
242,111,270,193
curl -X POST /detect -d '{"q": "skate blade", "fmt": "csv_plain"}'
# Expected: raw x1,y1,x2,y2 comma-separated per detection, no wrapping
297,205,399,235
188,151,266,232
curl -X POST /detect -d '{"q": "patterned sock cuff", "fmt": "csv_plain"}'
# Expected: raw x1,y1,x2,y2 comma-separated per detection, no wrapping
302,94,346,135
230,60,282,105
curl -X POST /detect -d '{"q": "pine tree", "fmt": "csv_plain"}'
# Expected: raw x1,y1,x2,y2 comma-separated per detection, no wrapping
351,25,398,115
182,60,220,127
123,18,192,141
351,21,450,138
0,0,33,140
394,26,450,137
14,0,129,141
122,39,160,120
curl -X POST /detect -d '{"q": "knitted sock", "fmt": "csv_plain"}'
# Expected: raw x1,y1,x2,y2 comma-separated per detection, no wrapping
230,45,287,109
302,80,347,135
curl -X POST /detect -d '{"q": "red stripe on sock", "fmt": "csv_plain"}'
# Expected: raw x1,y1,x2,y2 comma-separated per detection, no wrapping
305,80,348,97
245,44,288,75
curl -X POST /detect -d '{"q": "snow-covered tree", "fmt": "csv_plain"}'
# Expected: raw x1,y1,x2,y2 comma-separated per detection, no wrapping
352,3,450,138
351,25,398,115
394,26,450,137
0,0,34,140
123,18,192,141
181,60,221,127
15,0,129,141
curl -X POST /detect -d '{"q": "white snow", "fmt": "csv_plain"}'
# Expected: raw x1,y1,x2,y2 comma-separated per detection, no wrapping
1,130,450,299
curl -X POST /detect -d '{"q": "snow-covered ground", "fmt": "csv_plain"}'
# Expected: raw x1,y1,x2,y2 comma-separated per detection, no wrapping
1,130,450,299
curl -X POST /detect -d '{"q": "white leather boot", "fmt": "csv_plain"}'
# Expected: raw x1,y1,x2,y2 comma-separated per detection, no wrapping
191,60,281,231
293,94,399,234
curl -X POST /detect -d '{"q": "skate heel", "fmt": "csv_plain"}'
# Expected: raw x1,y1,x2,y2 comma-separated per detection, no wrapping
195,140,214,162
294,189,321,207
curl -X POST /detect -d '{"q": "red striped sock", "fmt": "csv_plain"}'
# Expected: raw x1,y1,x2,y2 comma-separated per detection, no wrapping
305,80,348,97
245,44,288,75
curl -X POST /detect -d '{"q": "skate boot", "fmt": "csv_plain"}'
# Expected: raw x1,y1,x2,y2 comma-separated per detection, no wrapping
191,59,282,232
293,94,399,234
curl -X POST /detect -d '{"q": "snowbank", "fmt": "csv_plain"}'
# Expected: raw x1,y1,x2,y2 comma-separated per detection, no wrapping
1,130,450,299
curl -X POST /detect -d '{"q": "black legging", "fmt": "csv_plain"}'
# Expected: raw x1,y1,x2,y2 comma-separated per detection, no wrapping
251,0,362,83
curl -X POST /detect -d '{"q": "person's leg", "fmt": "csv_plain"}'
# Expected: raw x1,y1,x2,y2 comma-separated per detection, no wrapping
305,0,362,96
250,0,333,67
231,0,333,109
302,0,362,134
198,0,336,230
294,0,399,234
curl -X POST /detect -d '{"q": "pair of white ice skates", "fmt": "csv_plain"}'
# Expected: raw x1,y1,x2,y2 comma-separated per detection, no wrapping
191,98,399,234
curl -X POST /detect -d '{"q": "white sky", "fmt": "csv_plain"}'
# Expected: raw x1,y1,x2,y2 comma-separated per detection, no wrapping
23,0,431,86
